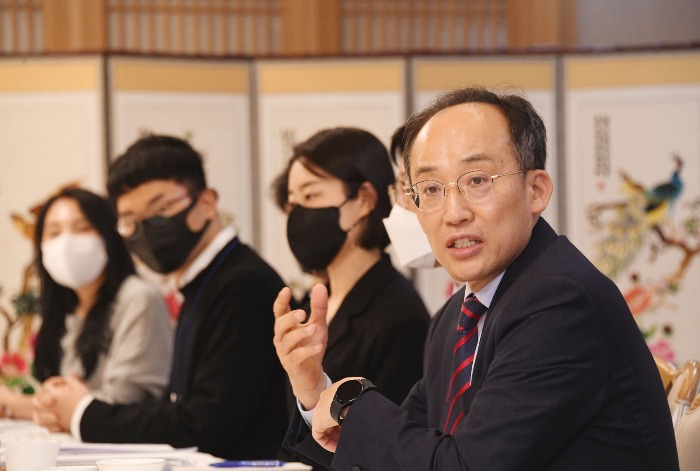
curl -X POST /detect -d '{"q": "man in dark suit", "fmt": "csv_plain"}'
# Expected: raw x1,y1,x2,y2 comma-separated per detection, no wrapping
273,87,679,470
33,135,289,460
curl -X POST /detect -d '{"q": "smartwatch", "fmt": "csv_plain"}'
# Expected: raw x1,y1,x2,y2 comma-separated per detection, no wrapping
330,378,377,425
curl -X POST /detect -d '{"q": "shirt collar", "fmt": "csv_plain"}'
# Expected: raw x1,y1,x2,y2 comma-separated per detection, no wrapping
466,271,505,309
177,225,237,289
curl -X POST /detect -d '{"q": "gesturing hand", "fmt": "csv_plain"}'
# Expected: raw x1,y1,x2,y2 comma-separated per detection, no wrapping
273,284,329,410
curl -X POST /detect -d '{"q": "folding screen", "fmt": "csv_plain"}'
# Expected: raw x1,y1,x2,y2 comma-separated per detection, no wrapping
565,51,700,363
0,58,105,300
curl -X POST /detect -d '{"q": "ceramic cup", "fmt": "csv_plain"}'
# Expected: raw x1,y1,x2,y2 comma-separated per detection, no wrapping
3,439,60,471
39,467,99,471
95,458,166,471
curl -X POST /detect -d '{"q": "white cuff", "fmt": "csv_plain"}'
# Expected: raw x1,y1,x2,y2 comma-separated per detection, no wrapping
298,374,333,428
70,394,95,441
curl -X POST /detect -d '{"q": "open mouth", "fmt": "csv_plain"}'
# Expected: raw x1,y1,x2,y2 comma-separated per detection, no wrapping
450,238,480,249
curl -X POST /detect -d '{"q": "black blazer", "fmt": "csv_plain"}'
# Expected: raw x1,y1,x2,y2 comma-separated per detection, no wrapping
286,219,679,471
322,254,430,405
79,239,289,460
280,255,431,469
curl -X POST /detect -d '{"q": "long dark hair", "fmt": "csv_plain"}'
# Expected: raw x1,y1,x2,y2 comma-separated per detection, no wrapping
33,188,135,381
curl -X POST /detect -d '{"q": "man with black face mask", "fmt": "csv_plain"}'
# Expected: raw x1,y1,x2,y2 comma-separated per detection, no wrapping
32,134,290,461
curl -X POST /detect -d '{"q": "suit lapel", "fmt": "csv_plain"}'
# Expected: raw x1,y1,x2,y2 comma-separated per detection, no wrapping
326,255,396,351
471,218,558,382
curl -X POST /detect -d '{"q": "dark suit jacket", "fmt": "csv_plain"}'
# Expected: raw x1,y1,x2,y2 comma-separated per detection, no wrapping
286,218,679,470
79,239,289,460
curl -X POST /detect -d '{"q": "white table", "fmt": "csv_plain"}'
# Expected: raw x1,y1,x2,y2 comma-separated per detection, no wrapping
0,419,311,471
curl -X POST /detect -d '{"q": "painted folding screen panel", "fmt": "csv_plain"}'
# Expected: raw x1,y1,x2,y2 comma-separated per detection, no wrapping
411,57,558,315
565,51,700,364
257,59,405,293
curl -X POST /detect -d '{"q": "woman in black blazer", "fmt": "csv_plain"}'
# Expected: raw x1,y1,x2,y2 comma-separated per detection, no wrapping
277,126,431,406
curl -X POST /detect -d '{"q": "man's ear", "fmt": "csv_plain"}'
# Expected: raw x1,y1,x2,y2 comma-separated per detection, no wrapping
528,170,553,216
190,188,218,229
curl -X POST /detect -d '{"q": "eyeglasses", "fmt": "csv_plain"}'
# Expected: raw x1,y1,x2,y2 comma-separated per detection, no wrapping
116,192,195,240
407,170,525,212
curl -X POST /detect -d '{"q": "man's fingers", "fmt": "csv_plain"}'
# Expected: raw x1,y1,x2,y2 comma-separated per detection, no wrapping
273,287,293,318
312,430,339,453
275,320,320,358
308,284,328,327
285,343,324,368
273,309,309,339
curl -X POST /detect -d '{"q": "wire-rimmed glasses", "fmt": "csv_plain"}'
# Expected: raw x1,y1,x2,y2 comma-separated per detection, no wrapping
116,192,194,240
407,170,525,212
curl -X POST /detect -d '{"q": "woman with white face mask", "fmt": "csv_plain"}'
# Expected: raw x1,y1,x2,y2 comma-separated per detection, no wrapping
0,188,173,420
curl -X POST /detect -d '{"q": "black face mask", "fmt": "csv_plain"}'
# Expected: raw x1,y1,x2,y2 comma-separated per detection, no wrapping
286,202,350,272
127,197,210,274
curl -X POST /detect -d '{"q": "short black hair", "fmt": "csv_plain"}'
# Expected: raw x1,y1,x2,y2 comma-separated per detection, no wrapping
107,134,207,205
389,124,407,165
402,87,547,183
288,127,395,251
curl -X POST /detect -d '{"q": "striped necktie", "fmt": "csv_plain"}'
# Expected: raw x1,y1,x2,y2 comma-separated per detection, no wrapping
443,293,487,434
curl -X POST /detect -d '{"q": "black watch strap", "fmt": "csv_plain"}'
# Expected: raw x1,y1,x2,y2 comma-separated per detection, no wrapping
330,378,377,425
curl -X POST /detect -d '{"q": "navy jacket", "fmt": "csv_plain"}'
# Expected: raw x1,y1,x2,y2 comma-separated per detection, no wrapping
286,219,679,470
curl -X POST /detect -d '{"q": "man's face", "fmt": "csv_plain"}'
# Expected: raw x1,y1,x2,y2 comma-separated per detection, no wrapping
115,179,213,275
409,102,549,291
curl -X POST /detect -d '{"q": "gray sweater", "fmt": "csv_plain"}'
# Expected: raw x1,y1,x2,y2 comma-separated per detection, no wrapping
60,275,173,404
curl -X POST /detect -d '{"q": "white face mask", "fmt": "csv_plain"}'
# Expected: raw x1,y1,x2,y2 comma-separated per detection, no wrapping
42,233,108,290
383,203,437,269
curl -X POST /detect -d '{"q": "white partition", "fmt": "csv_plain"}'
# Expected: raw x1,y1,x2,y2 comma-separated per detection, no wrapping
0,58,105,301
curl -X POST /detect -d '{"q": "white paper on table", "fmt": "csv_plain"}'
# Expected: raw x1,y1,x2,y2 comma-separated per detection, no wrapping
57,444,199,466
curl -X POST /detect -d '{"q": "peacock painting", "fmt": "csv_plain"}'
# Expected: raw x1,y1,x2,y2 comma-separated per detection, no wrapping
586,154,699,362
588,155,685,280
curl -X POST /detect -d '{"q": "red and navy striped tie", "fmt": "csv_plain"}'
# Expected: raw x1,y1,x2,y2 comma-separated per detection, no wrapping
443,294,487,435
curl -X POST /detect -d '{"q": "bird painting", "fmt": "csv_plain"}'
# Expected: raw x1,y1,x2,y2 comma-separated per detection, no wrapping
589,155,684,280
621,154,684,226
